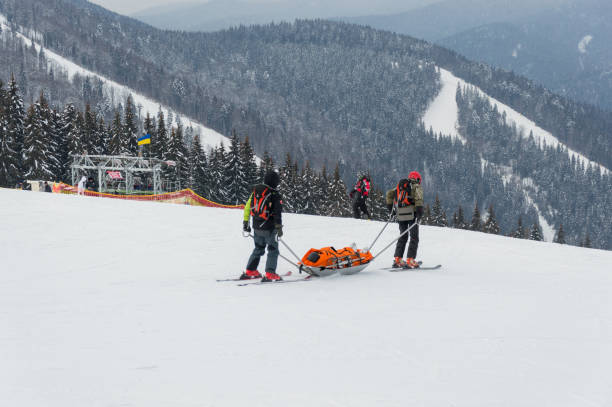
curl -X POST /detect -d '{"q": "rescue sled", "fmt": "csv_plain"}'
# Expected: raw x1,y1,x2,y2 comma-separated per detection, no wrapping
298,246,373,277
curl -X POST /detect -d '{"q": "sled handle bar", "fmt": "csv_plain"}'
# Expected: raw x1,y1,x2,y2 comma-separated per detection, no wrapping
371,220,420,262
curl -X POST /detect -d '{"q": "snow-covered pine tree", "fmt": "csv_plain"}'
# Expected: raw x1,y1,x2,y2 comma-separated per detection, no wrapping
529,222,543,241
166,127,188,189
97,117,108,156
209,142,227,203
0,80,20,187
452,205,466,229
188,134,210,196
431,194,444,226
122,96,138,155
154,109,168,160
483,204,500,234
224,130,243,204
327,163,350,217
512,216,526,239
5,74,25,180
108,111,122,156
299,161,318,215
82,104,98,155
240,136,258,201
257,151,275,183
312,164,329,216
47,107,64,180
58,104,77,182
369,188,388,221
22,103,54,180
554,223,566,244
470,201,481,231
278,153,299,213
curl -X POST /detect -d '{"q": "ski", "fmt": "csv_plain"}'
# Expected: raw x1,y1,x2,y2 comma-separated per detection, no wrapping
216,271,293,282
237,275,313,286
387,264,442,271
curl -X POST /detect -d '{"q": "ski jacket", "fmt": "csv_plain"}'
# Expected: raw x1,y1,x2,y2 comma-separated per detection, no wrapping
354,178,371,198
386,181,424,221
243,183,283,231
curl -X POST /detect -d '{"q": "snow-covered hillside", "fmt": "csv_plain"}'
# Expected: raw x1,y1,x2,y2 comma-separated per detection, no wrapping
1,188,611,406
422,68,610,175
0,13,228,151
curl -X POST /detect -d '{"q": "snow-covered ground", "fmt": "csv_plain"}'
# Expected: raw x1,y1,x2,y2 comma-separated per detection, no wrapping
423,68,610,174
1,188,611,407
0,13,228,151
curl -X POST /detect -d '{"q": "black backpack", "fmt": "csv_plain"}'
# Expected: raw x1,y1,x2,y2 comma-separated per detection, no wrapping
395,179,413,207
250,185,273,221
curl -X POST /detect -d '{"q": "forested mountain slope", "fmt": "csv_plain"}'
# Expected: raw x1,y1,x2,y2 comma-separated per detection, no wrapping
0,0,610,249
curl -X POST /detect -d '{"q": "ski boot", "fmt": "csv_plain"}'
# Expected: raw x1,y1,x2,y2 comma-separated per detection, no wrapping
261,271,283,282
391,257,407,269
239,269,262,280
404,258,420,269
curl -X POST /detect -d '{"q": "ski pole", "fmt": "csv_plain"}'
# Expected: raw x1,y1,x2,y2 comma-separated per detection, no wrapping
371,220,420,262
367,209,395,252
243,232,301,271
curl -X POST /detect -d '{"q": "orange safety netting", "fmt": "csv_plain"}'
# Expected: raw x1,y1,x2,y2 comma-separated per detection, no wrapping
54,182,243,209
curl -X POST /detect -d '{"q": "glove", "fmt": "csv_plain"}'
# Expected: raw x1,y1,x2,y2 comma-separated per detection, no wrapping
275,224,283,238
243,221,251,233
415,206,424,221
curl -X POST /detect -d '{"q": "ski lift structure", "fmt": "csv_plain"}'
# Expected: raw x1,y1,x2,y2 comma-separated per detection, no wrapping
70,155,179,195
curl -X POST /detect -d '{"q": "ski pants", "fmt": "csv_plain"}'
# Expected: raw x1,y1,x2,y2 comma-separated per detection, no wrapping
352,196,370,219
394,220,419,259
246,228,279,273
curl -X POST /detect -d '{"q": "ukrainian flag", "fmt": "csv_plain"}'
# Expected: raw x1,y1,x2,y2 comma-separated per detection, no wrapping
138,133,151,146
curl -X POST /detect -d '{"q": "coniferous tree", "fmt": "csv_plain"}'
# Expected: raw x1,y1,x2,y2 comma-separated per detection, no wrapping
166,127,188,189
554,223,566,244
209,142,227,203
82,103,98,155
224,130,243,204
529,222,543,241
583,233,591,248
512,216,526,239
327,162,350,217
470,201,482,231
453,205,466,229
58,104,77,182
240,136,258,201
4,74,25,183
122,96,138,155
0,80,20,187
108,111,122,155
279,153,298,213
153,109,168,159
431,194,444,226
65,110,85,183
22,103,53,180
483,204,500,234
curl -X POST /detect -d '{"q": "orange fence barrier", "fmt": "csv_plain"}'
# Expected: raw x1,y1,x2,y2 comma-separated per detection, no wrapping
55,183,243,209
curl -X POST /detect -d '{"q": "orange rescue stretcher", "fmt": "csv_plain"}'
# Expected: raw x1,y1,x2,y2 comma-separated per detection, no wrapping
298,246,373,277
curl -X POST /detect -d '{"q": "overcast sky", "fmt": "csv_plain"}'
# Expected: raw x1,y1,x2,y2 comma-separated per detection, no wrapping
88,0,437,16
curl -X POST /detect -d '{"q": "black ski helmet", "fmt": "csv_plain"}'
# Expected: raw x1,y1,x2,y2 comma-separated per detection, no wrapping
264,171,280,188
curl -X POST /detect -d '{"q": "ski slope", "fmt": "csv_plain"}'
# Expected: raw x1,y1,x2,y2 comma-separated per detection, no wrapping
1,188,612,407
423,68,610,174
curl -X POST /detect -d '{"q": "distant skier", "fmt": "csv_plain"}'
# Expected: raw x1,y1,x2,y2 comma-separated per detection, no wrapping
385,171,424,269
77,176,87,195
240,170,284,281
351,174,371,219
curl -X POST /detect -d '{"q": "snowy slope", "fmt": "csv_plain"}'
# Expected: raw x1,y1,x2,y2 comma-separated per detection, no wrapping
0,13,228,151
1,188,611,407
423,68,610,174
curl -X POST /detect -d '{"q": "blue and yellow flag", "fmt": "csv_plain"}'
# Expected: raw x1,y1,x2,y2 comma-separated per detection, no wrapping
138,133,151,146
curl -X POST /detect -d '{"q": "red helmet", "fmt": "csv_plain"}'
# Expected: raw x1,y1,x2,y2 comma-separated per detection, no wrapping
408,171,422,184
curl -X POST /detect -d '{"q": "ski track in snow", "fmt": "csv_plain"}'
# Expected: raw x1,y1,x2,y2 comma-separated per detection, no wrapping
0,13,228,152
423,68,610,175
1,188,612,407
